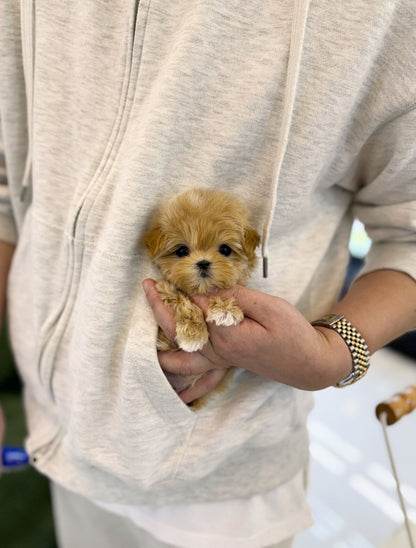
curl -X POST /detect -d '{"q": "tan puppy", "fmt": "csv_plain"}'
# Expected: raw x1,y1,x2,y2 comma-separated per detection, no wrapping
144,188,260,393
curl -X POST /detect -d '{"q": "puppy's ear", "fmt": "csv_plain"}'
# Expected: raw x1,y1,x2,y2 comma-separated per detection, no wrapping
144,225,166,259
242,225,260,258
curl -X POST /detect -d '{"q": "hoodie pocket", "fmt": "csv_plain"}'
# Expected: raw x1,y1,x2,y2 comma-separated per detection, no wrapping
49,249,197,488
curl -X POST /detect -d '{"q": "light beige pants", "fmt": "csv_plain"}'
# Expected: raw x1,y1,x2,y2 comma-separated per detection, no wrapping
51,482,294,548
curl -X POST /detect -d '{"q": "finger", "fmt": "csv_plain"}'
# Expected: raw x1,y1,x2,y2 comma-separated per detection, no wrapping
164,371,201,394
203,317,266,370
142,278,177,341
157,349,214,376
179,369,229,404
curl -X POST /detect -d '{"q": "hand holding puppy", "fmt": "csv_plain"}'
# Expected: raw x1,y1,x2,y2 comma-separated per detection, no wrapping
143,280,353,403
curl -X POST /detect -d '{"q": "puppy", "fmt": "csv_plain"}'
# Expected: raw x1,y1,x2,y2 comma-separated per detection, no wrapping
144,188,260,394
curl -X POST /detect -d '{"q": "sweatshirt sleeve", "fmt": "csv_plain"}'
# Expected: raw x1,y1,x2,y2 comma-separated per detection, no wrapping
0,118,18,245
352,106,416,281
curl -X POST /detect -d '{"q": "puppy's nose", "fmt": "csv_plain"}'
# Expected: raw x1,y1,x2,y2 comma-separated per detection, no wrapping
196,260,211,275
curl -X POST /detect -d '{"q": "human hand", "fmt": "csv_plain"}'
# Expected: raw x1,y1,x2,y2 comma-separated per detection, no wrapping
143,280,352,401
142,279,231,403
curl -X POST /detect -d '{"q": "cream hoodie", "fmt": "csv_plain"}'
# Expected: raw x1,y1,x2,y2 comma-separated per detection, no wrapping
0,0,415,506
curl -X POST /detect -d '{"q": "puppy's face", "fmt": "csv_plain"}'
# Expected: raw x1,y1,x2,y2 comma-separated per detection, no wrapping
145,189,260,295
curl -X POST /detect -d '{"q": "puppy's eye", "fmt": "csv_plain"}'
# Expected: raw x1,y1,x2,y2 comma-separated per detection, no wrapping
175,246,190,258
219,244,232,257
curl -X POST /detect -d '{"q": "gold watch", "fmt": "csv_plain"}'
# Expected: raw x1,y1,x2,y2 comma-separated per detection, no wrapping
311,314,370,387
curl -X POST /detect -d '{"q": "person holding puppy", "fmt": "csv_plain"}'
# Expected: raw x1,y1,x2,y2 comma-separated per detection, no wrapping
1,1,415,547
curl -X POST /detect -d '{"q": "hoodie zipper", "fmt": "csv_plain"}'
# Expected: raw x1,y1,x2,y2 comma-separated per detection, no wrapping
29,1,149,398
30,442,54,466
29,431,63,468
70,0,145,241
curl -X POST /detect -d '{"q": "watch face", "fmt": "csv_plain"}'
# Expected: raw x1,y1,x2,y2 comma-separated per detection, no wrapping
317,314,343,326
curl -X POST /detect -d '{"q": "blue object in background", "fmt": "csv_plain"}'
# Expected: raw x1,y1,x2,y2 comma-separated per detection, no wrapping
2,446,29,471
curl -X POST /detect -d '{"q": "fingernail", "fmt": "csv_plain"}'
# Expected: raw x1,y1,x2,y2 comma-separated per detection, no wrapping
142,279,151,296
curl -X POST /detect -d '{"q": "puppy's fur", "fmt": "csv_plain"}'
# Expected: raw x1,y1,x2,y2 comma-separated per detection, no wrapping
144,188,260,395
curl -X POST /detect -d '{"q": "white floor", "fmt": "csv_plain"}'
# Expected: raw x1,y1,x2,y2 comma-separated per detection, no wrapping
294,347,416,548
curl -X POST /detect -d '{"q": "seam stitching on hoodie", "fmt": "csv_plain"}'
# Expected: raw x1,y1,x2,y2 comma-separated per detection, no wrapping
83,240,140,262
172,414,199,480
377,99,416,132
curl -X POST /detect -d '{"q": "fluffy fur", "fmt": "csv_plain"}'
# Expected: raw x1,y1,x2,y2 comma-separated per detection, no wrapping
144,188,260,395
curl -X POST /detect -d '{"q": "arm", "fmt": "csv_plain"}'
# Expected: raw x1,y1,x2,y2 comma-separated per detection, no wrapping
143,268,416,400
322,269,416,362
0,241,15,466
0,117,17,465
0,241,14,329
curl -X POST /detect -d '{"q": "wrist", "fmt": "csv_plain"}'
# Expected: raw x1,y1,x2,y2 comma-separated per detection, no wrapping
313,325,354,387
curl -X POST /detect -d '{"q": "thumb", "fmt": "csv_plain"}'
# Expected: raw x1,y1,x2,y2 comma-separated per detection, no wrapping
142,278,177,341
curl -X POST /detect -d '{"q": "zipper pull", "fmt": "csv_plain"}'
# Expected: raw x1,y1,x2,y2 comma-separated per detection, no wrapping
263,256,268,278
30,439,56,465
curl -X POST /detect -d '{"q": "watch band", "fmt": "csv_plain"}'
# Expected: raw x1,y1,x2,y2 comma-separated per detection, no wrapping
311,314,370,387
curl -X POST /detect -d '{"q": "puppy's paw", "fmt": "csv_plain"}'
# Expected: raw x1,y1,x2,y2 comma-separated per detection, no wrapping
176,321,209,352
206,297,244,327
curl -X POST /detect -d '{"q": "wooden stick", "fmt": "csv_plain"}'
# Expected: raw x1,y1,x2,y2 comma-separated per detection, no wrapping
376,385,416,426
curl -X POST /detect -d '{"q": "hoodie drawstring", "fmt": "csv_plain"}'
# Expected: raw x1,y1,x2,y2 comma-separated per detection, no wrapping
20,0,35,202
262,0,311,277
